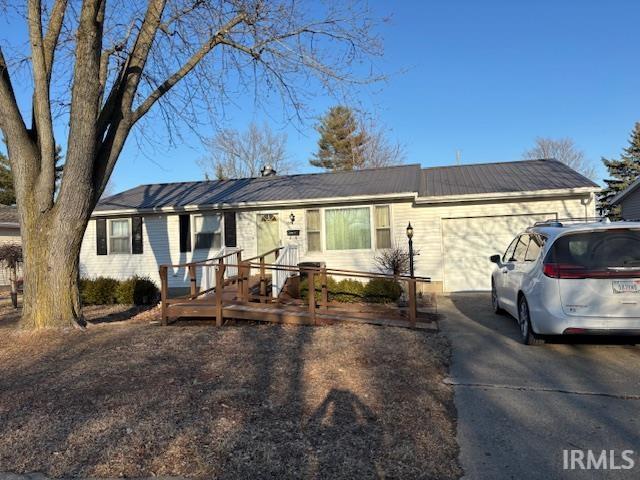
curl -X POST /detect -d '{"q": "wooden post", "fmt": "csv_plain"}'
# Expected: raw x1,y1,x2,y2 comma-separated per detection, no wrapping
408,278,417,328
259,256,266,303
321,267,329,310
308,270,316,325
188,263,197,299
241,261,250,302
215,265,224,326
159,265,168,326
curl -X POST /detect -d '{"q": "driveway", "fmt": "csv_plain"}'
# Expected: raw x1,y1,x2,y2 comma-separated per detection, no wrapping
440,293,640,480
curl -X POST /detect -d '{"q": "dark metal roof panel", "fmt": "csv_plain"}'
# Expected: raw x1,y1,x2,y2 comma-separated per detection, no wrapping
420,159,598,197
97,164,422,211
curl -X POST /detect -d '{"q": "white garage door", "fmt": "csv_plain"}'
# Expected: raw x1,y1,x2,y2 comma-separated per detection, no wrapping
442,213,554,292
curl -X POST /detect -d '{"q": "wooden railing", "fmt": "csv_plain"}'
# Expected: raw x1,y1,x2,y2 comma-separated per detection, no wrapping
238,246,285,304
159,247,243,323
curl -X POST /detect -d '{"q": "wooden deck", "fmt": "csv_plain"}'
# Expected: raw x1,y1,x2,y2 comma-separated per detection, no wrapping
159,248,436,330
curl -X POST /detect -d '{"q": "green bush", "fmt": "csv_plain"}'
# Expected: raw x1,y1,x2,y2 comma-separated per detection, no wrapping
80,276,119,305
363,278,403,303
80,275,159,305
300,276,365,303
115,276,159,305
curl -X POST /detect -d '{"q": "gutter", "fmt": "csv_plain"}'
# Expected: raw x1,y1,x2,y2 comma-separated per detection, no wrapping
414,187,600,205
610,178,640,206
0,222,19,228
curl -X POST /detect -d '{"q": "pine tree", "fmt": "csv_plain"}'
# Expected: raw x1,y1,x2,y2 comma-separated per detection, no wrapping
0,148,64,206
0,153,15,205
598,122,640,217
310,106,368,171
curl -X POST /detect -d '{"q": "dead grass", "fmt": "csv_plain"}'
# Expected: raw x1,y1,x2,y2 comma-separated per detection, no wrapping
0,304,461,479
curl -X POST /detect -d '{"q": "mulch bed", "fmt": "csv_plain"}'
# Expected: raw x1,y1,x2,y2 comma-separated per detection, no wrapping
0,303,461,479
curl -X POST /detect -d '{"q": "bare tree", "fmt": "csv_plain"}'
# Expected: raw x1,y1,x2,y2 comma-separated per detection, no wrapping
359,116,405,169
198,122,292,179
0,0,383,328
523,137,596,180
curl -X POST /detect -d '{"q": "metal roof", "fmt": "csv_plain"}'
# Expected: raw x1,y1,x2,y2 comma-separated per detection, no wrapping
96,159,599,212
96,164,422,211
420,159,599,197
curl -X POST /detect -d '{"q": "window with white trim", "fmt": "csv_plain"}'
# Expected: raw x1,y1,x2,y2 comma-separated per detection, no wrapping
374,205,391,249
325,207,371,250
194,214,222,250
306,209,321,252
109,219,130,254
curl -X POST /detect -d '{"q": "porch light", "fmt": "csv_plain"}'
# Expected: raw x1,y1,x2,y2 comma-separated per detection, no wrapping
289,212,296,224
406,222,413,239
406,222,414,278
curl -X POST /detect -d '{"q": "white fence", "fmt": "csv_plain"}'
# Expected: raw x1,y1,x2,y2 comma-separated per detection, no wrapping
272,244,299,298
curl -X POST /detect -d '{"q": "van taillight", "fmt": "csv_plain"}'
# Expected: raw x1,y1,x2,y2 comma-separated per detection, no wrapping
543,263,640,279
543,263,586,279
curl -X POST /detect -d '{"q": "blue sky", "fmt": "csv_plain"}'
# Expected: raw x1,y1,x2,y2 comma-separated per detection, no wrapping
2,0,639,193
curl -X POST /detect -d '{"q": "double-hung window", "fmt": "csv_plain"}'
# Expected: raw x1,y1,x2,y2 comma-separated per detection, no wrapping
194,214,222,250
109,219,130,254
306,210,321,252
325,207,371,250
374,205,391,249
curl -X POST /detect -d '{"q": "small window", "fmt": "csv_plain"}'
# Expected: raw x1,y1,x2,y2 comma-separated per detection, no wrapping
325,207,371,250
109,219,130,254
525,235,544,262
306,210,321,252
374,205,391,249
511,235,529,262
194,214,222,250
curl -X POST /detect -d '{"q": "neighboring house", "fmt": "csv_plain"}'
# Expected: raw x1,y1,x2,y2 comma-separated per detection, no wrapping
610,177,640,220
80,159,599,293
0,205,20,286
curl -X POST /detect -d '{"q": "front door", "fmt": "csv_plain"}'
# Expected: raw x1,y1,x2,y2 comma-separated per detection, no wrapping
257,213,280,258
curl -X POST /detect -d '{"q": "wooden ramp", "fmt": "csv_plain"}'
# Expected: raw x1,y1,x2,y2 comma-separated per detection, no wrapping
159,248,436,330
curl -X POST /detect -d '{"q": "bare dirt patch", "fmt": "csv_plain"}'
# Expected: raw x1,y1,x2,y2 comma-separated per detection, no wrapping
0,310,461,479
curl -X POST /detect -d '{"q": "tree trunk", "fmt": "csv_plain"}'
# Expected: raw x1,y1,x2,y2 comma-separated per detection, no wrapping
20,210,87,329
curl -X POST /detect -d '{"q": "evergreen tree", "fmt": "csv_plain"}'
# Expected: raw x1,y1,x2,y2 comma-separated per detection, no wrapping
598,122,640,217
0,148,64,206
0,153,15,205
310,106,368,171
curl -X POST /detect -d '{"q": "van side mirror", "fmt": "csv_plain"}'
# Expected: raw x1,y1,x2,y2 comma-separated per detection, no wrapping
489,254,501,264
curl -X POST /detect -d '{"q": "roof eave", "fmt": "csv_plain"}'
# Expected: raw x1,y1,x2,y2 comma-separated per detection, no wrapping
610,178,640,205
92,192,419,217
415,186,600,205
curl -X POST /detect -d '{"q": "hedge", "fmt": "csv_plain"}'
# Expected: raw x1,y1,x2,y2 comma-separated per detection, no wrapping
80,275,159,305
300,276,402,304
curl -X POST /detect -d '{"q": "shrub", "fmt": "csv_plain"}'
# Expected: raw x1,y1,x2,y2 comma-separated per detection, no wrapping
363,278,403,303
300,276,365,303
374,245,419,276
80,276,119,305
115,276,159,305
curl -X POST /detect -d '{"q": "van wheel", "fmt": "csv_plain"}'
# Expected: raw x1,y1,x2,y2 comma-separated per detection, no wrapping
518,296,545,346
491,281,504,314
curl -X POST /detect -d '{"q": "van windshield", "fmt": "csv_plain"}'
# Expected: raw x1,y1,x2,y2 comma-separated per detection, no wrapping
545,229,640,278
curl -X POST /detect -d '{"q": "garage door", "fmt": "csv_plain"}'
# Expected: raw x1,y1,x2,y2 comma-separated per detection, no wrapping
442,213,554,292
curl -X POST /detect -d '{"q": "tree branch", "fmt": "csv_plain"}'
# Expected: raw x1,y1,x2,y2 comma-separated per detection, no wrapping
43,0,68,81
27,0,58,209
131,12,247,123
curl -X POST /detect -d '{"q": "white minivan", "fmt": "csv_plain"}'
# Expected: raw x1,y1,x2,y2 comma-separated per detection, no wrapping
490,219,640,345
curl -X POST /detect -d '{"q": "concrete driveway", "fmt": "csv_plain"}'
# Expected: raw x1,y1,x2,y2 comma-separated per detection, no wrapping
440,293,640,480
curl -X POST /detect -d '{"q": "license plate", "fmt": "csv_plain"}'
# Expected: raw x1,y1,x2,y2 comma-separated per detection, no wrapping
612,280,640,294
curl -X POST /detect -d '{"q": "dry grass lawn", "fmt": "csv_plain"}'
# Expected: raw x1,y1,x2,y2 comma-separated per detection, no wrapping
0,301,461,479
